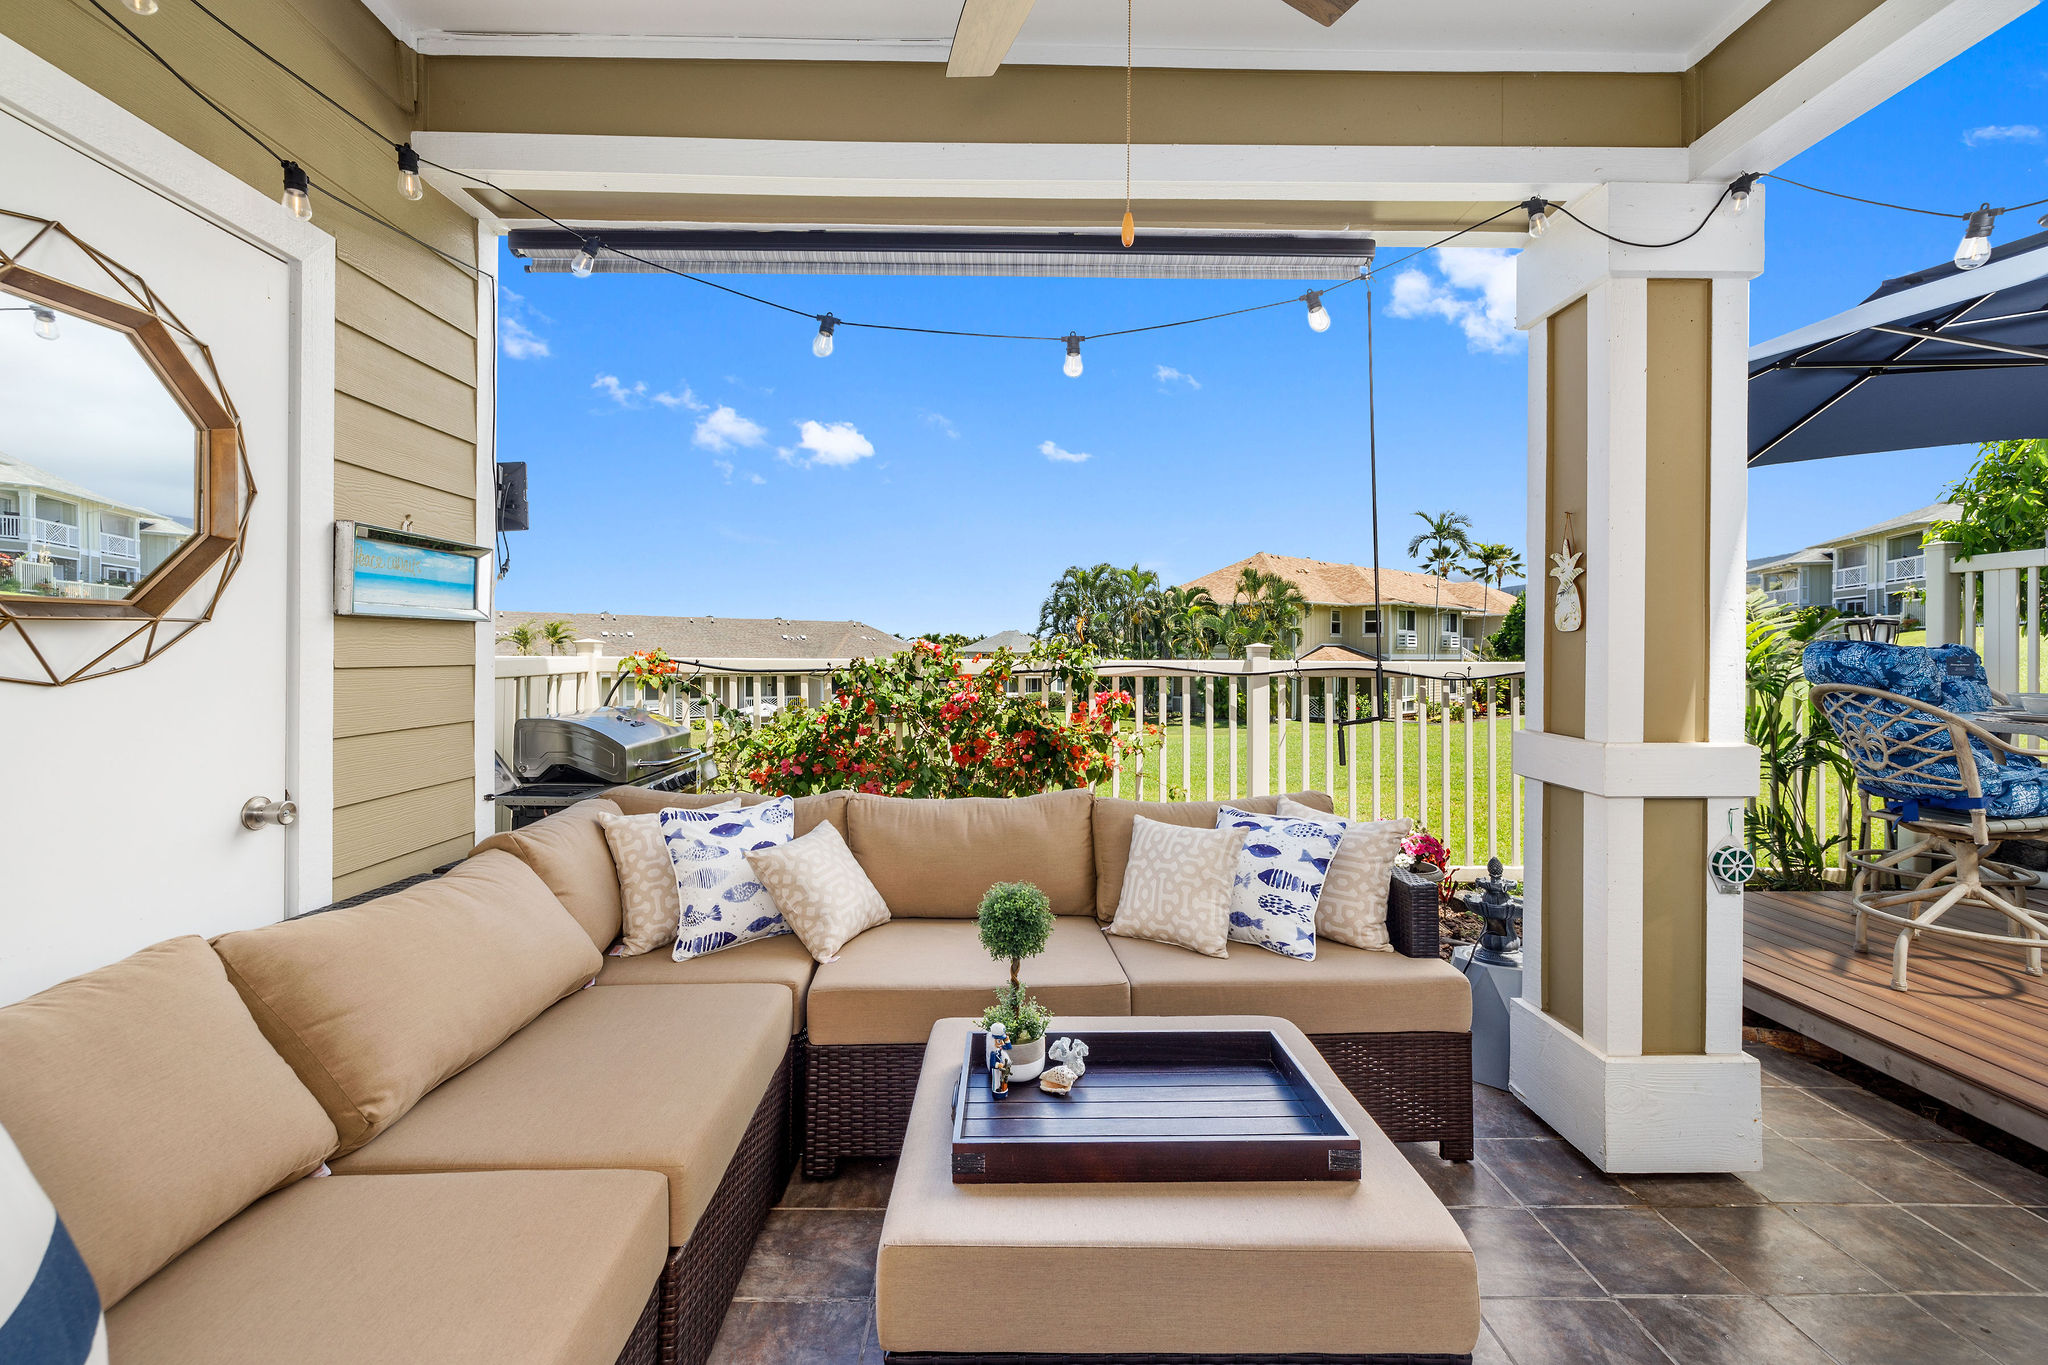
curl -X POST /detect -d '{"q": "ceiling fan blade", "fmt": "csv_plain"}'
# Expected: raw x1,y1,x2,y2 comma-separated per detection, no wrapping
1278,0,1363,26
948,0,1037,77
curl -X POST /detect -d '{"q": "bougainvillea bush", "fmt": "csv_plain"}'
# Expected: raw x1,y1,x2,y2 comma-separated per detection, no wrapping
708,637,1140,798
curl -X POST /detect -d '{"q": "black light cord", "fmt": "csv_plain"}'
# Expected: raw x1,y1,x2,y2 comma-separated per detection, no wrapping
1545,183,1735,250
1760,172,2048,220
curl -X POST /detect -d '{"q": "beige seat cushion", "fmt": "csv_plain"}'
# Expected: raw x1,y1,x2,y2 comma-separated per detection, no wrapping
471,798,625,952
807,917,1129,1045
213,852,603,1156
846,788,1095,919
0,937,337,1307
1107,932,1472,1035
750,821,891,961
333,983,790,1244
877,1016,1479,1357
108,1169,667,1365
604,786,850,838
592,932,816,1033
1104,816,1244,958
1093,792,1333,922
601,797,742,955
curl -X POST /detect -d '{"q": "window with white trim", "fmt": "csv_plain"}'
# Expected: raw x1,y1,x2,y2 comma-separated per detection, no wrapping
1329,609,1343,638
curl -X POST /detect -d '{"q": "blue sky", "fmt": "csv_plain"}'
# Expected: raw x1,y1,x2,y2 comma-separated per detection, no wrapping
495,9,2048,638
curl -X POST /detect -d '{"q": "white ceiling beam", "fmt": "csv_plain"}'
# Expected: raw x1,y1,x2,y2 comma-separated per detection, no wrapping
947,0,1036,78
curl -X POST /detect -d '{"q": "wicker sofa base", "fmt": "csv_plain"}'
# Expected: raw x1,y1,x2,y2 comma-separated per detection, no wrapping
659,1042,795,1364
803,1029,1474,1176
614,1282,663,1365
883,1352,1471,1363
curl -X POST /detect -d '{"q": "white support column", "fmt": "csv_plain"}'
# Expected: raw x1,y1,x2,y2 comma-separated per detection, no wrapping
1510,182,1765,1172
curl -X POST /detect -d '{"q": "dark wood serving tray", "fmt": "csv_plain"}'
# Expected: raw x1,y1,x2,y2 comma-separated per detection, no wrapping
949,1029,1362,1184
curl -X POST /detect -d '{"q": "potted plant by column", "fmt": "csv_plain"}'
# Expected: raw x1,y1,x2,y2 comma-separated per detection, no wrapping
978,881,1055,1082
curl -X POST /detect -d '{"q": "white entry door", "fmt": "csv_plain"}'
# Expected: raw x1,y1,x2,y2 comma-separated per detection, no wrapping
0,98,323,1003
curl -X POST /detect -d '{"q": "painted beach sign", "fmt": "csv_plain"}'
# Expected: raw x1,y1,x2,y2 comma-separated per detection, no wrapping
334,522,489,621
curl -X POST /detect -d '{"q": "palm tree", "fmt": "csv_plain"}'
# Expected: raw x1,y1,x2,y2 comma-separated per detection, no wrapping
1155,585,1218,658
1254,574,1309,658
1407,510,1474,646
1467,542,1524,592
1038,563,1120,647
1113,565,1162,656
540,619,578,654
497,622,540,656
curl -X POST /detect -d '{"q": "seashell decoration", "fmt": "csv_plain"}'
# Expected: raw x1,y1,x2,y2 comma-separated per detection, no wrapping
1038,1065,1078,1096
1048,1037,1089,1077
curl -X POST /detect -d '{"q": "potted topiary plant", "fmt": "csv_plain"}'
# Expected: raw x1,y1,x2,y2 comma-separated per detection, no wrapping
978,880,1055,1082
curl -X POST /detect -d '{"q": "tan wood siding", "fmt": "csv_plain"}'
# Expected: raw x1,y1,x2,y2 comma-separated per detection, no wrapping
1643,799,1708,1055
1689,0,1887,139
331,833,477,903
1541,786,1585,1037
338,262,476,384
1544,297,1589,740
333,463,476,544
336,393,476,497
335,723,475,807
336,325,478,442
335,665,473,740
336,615,478,668
1643,279,1712,745
332,779,475,877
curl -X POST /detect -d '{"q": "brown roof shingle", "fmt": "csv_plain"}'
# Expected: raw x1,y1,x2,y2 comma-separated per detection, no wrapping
1181,552,1517,616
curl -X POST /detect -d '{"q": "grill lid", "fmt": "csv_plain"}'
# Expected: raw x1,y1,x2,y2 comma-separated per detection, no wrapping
513,706,695,784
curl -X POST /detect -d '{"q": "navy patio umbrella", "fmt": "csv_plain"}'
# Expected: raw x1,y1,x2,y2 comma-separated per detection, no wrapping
1749,229,2048,466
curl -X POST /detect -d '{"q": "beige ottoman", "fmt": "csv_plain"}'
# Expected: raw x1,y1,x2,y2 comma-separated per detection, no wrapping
875,1016,1481,1362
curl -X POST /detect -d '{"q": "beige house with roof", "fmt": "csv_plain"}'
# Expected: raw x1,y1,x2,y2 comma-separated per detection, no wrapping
1183,552,1518,663
1746,502,1956,619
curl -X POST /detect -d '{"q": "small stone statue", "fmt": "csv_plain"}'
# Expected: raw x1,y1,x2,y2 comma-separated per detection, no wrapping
1047,1037,1089,1078
1464,857,1524,967
987,1021,1011,1097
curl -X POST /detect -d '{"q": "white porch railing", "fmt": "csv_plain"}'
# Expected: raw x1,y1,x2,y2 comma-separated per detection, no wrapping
1834,564,1869,590
34,519,79,549
1926,539,2048,698
1764,587,1800,606
99,533,139,559
1885,554,1924,584
0,513,19,539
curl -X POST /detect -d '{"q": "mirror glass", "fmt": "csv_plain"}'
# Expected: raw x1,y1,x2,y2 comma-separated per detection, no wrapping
0,286,199,601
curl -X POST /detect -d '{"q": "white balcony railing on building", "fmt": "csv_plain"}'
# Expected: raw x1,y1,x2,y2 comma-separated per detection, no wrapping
99,533,139,559
0,513,19,539
1834,564,1869,590
1885,554,1925,584
1765,587,1800,606
495,646,1528,871
34,519,80,550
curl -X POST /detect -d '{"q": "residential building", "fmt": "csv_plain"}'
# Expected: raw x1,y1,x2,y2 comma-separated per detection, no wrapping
1746,501,1956,618
1183,552,1517,663
0,451,189,599
963,629,1036,658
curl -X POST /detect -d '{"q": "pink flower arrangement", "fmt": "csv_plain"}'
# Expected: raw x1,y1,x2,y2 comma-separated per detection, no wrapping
1402,830,1451,870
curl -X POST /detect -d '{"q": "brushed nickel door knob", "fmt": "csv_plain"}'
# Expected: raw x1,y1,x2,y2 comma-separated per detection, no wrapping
241,795,298,830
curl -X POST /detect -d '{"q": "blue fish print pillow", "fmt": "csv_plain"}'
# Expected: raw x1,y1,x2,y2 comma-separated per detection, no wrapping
1214,805,1344,960
661,796,796,959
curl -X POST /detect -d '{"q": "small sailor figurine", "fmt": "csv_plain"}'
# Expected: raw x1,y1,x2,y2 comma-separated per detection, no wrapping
987,1021,1011,1097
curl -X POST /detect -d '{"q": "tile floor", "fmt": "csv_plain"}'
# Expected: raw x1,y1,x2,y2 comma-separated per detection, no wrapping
707,1047,2048,1363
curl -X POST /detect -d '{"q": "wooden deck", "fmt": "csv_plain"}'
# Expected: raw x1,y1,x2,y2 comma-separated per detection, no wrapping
1744,888,2048,1149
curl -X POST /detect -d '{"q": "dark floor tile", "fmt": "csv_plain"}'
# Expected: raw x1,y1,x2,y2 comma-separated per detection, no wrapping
1791,1137,2007,1205
778,1160,897,1210
1819,1086,1968,1142
1481,1297,1667,1364
1451,1207,1604,1298
862,1298,882,1364
1736,1137,1887,1204
1770,1293,1997,1365
1785,1203,2029,1293
1471,1322,1513,1365
1912,1141,2048,1206
1475,1082,1557,1138
1622,1294,1836,1365
1618,1170,1768,1207
1907,1204,2048,1290
1661,1204,1885,1295
1749,1043,1855,1089
733,1209,884,1301
1402,1141,1519,1207
1763,1087,1886,1139
709,1299,871,1365
1534,1207,1745,1295
1478,1138,1644,1207
1912,1292,2048,1365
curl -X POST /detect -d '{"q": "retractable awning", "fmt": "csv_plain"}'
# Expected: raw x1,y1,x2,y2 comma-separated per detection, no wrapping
1748,229,2048,467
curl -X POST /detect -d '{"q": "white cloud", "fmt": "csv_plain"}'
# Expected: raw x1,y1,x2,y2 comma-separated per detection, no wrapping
1386,248,1521,353
1039,439,1092,464
693,405,768,452
747,472,766,485
710,458,735,484
1154,364,1200,389
500,316,549,359
592,373,647,405
1963,124,2042,146
786,420,875,467
652,385,707,412
924,411,960,438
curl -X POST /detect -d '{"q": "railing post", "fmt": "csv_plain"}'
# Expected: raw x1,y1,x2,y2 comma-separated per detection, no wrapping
574,638,601,711
1246,644,1271,798
1922,540,1957,646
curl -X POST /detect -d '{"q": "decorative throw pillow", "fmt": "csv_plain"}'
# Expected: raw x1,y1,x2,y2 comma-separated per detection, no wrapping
1,1119,106,1365
601,798,742,955
660,797,796,960
1216,806,1344,960
747,822,891,962
1276,796,1411,952
1106,816,1245,959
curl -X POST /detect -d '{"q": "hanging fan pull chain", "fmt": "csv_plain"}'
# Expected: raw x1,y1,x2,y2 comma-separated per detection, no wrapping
1121,0,1135,247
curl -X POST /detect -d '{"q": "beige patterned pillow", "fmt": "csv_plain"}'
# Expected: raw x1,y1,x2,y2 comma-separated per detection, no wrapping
1106,816,1245,958
747,821,890,962
600,798,741,955
1277,796,1411,952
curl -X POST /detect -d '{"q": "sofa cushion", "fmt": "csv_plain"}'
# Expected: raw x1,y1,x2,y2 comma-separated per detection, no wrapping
0,937,336,1307
1,1118,104,1362
1104,816,1242,959
1093,792,1334,922
592,933,816,1033
213,852,602,1157
602,797,740,955
471,798,625,953
807,917,1130,1046
1106,932,1472,1035
750,820,892,961
845,789,1095,919
660,797,797,960
332,984,789,1244
1277,797,1410,952
604,786,851,839
106,1170,667,1365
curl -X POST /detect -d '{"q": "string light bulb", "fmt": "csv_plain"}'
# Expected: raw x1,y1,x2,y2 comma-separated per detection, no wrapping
1062,334,1084,379
812,314,838,358
1304,290,1331,333
1954,204,1997,271
1520,196,1550,239
279,161,312,222
395,144,424,202
570,236,602,278
31,307,59,342
122,0,158,13
1729,172,1759,216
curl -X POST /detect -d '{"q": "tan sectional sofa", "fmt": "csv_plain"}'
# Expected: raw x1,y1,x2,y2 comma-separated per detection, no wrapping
0,784,1470,1365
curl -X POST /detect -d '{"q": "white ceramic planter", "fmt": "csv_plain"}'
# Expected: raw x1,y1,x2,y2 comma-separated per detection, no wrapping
1008,1035,1046,1083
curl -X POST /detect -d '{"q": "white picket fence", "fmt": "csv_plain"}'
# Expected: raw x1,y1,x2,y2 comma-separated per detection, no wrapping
1925,539,2048,699
494,643,1528,870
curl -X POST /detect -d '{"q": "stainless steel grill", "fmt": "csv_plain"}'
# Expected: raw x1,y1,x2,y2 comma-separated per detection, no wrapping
495,707,707,828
